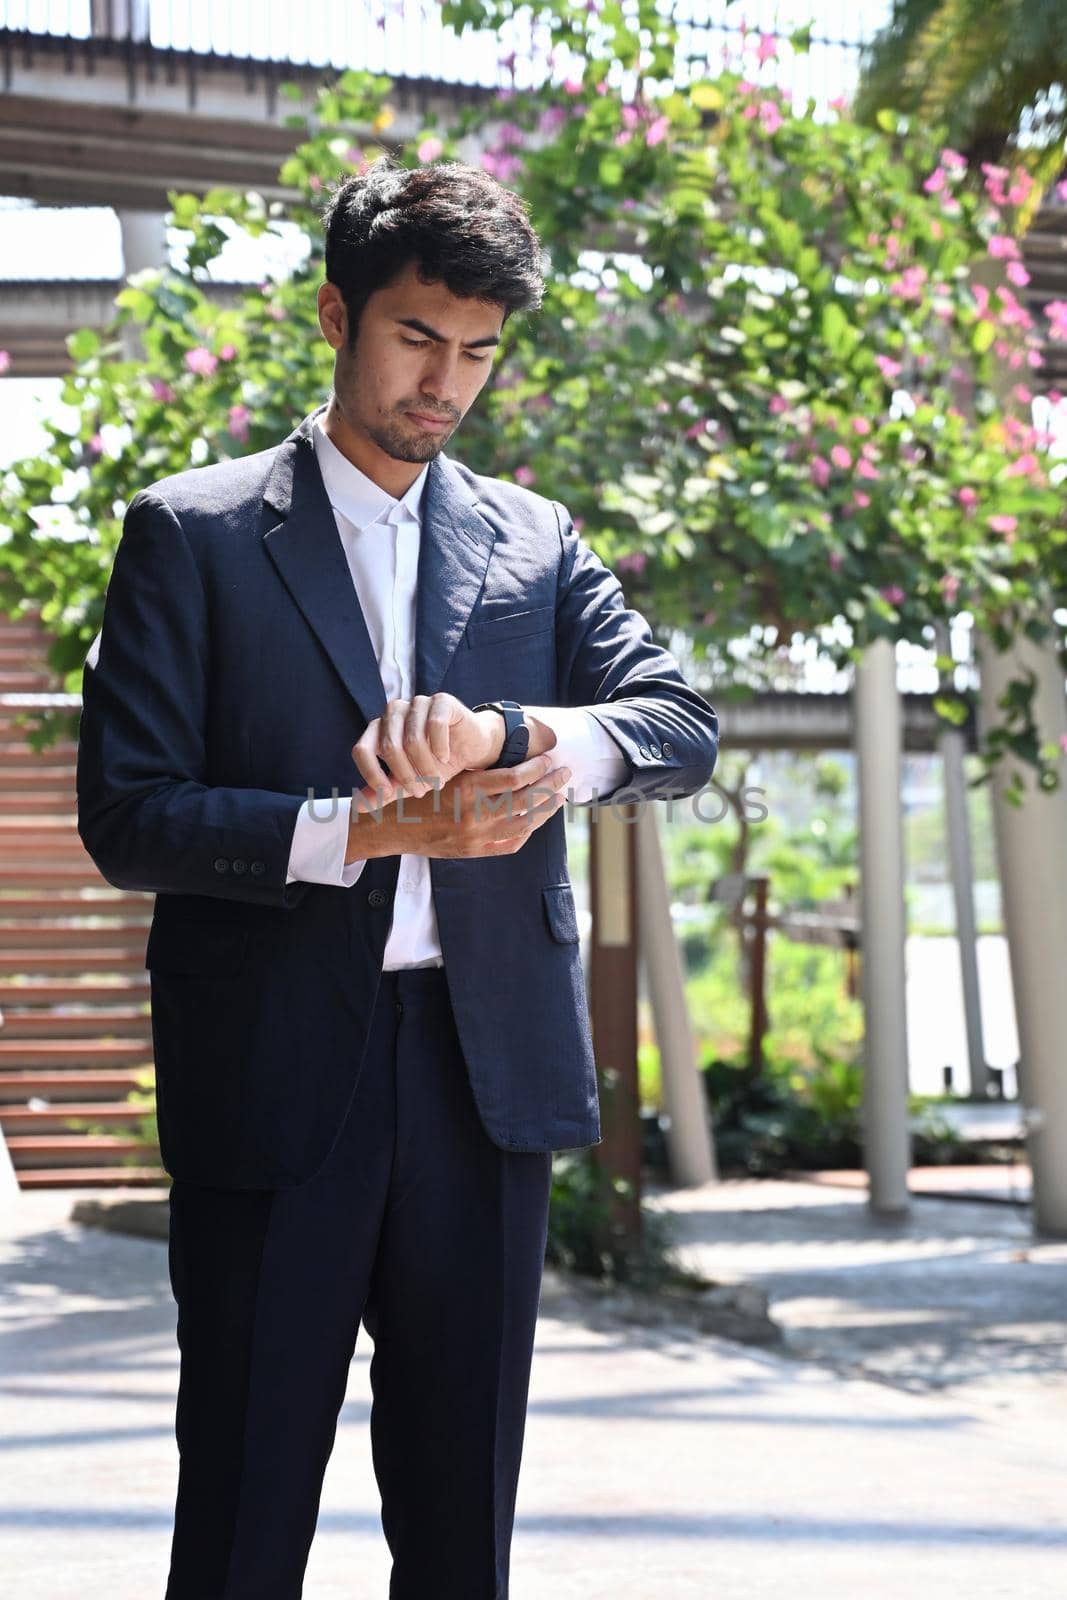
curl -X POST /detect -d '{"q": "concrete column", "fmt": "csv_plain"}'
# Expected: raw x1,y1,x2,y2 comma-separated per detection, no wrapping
975,626,1067,1238
116,209,168,361
854,636,911,1216
934,621,990,1099
91,0,151,40
635,804,716,1187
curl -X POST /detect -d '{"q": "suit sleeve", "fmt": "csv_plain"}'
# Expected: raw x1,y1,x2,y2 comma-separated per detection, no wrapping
552,499,719,803
76,489,310,907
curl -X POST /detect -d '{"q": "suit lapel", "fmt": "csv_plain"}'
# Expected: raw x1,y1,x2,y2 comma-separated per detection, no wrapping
262,404,496,727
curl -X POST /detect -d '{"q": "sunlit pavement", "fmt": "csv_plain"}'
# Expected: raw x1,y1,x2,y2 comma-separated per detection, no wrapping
2,1182,1065,1599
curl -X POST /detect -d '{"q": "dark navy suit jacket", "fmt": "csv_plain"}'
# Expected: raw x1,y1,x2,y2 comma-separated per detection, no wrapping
76,403,719,1189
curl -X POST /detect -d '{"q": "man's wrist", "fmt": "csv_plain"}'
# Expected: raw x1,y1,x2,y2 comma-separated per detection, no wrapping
345,795,401,863
473,707,557,768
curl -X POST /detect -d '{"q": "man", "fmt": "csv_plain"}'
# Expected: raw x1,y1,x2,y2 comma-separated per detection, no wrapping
76,155,719,1599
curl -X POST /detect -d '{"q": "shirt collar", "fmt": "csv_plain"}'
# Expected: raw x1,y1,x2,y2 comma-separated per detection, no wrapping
312,411,429,530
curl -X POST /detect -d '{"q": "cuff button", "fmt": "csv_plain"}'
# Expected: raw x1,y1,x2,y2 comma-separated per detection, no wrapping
662,740,673,757
250,861,266,876
649,744,661,758
638,745,651,759
213,857,229,873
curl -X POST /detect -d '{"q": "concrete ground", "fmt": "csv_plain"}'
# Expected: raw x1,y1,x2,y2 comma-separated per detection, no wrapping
1,1178,1065,1599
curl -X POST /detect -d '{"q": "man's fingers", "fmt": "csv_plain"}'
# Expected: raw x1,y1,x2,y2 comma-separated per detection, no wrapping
468,751,556,794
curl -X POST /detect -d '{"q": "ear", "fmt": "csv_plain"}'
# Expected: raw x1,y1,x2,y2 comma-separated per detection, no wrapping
317,282,346,351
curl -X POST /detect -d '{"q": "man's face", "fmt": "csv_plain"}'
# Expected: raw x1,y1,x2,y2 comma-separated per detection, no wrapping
318,259,504,467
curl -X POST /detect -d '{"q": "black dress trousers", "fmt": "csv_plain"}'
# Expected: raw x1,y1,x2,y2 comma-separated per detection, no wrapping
164,964,553,1600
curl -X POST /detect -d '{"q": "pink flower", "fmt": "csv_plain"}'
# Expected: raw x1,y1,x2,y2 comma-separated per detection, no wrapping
562,78,583,94
756,32,777,65
769,395,789,415
1046,301,1067,341
988,514,1018,535
617,551,648,574
851,416,872,435
958,487,978,511
1058,180,1067,203
228,404,251,442
830,444,852,470
267,302,287,322
941,574,961,605
685,419,708,438
88,431,105,456
417,136,444,162
308,175,322,192
828,550,844,570
1008,171,1034,206
185,347,217,378
876,355,902,382
988,233,1021,260
828,95,849,115
218,344,237,362
0,350,10,374
149,378,175,402
941,148,967,171
810,455,831,488
1060,732,1067,755
538,105,568,136
856,457,880,480
481,150,523,181
880,585,905,605
1005,452,1041,479
758,100,784,135
1006,260,1030,287
1012,384,1033,406
645,115,670,147
923,168,946,195
1028,347,1044,368
852,491,871,509
514,465,536,486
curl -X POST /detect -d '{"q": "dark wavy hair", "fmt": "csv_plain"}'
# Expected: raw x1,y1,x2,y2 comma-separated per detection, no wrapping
320,155,546,350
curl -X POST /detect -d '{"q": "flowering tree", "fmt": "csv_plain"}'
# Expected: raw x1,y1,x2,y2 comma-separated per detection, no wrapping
1,0,1065,800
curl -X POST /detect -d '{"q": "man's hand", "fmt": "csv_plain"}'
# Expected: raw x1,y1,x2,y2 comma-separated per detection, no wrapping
350,694,504,811
345,752,572,863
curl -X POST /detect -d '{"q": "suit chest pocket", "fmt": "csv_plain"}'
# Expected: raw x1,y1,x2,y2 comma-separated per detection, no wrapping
464,604,554,649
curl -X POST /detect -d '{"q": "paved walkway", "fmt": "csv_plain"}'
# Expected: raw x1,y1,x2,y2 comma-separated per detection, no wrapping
1,1180,1065,1599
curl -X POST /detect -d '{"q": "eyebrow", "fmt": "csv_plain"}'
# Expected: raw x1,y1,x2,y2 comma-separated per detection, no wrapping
394,316,501,349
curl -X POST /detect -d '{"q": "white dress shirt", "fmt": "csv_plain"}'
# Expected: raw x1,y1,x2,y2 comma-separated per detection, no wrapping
284,413,629,970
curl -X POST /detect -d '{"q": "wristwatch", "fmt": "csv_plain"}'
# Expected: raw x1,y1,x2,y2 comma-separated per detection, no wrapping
472,698,530,768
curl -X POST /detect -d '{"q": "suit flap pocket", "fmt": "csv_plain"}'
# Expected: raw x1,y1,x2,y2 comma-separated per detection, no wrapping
466,604,554,648
145,919,250,976
542,883,580,944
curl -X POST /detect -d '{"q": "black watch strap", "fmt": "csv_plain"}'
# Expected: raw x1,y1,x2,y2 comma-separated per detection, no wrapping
472,699,530,768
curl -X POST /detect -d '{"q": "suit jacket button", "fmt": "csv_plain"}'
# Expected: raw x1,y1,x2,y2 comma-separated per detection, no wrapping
638,745,651,759
649,744,662,758
250,861,266,876
213,857,229,873
232,858,248,875
367,889,388,908
662,740,673,757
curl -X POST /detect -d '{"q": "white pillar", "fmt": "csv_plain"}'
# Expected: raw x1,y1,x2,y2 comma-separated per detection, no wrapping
854,637,911,1215
975,626,1067,1237
635,805,716,1187
117,209,169,361
935,621,990,1098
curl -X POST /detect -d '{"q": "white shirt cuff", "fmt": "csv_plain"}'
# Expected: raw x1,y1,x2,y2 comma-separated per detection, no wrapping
523,704,630,805
286,794,366,887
